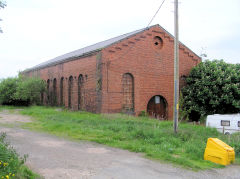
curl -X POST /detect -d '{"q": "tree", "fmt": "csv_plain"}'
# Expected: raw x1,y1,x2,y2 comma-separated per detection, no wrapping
182,60,240,120
0,1,6,33
0,77,18,104
0,76,46,106
14,76,46,105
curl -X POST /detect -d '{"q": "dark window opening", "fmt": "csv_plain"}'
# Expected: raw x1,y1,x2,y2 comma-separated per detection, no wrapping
53,78,57,106
60,77,64,106
78,74,84,110
221,120,230,126
68,76,73,108
238,121,240,127
47,79,50,105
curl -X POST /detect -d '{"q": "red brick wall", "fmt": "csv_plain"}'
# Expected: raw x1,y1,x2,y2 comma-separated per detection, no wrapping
25,25,201,120
26,53,99,112
100,26,201,119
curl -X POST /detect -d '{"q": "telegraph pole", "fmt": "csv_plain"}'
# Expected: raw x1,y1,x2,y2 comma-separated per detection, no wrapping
173,0,179,133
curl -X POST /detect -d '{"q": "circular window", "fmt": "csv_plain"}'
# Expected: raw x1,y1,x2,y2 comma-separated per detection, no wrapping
153,36,163,50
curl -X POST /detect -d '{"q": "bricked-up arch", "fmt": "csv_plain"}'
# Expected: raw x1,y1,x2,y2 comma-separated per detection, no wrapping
78,74,84,110
147,95,168,120
122,73,134,113
68,76,73,108
40,80,45,105
60,77,64,106
53,78,57,105
47,79,50,105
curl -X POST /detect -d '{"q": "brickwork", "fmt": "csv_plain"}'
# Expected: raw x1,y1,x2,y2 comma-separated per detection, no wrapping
25,25,201,120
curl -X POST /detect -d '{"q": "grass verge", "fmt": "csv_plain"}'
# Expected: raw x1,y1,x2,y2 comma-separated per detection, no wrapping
1,105,240,170
0,132,40,179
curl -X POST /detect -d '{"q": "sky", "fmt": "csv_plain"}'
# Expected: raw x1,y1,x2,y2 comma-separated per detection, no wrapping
0,0,240,78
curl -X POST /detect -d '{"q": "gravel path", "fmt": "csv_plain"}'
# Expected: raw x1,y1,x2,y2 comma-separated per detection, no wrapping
0,111,240,179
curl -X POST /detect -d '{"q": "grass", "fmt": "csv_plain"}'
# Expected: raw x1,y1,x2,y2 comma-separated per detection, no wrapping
0,132,40,179
1,105,240,170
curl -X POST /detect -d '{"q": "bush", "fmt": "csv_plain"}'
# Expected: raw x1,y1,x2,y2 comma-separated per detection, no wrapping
0,76,46,106
14,76,46,105
0,78,18,105
182,60,240,120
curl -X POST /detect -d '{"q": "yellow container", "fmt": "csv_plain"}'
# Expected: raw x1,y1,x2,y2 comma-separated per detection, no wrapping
204,138,235,165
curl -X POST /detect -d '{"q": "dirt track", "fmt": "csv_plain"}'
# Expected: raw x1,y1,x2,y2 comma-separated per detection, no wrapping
0,111,240,179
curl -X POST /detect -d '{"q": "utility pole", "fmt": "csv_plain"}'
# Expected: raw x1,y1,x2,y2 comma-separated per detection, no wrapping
173,0,179,133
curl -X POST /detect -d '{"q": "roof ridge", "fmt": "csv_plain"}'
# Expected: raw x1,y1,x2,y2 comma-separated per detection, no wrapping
25,25,156,71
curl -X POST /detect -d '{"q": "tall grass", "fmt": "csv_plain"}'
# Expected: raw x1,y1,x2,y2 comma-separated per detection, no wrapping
3,106,240,170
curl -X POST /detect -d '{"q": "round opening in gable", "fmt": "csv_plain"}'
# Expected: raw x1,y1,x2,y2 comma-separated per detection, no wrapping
153,36,163,50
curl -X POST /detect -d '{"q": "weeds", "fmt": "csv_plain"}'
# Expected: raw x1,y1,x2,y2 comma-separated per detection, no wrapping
0,132,39,178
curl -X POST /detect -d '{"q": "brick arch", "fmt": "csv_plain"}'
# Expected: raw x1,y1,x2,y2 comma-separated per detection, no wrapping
47,79,50,105
78,74,84,110
60,77,64,106
40,80,45,104
122,73,134,113
68,76,73,109
53,78,57,106
147,95,168,120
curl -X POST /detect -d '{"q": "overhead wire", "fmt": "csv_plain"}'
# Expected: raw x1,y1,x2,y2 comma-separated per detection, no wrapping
147,0,166,27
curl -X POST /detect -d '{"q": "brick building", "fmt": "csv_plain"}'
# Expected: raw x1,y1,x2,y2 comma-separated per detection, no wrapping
24,24,201,120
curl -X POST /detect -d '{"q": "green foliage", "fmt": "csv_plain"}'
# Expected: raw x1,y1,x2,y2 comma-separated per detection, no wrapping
182,60,240,118
138,110,148,117
16,106,240,170
0,76,46,105
0,132,39,178
0,77,18,104
14,76,46,105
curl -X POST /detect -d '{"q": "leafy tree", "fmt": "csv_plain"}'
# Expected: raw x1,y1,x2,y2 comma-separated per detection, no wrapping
0,76,46,105
0,1,6,33
14,76,46,105
182,60,240,120
0,77,18,104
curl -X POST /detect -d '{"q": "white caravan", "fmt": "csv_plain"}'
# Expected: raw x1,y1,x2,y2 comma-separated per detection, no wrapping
206,114,240,134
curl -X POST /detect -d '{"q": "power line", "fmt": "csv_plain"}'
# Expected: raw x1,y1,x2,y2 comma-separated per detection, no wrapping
147,0,166,27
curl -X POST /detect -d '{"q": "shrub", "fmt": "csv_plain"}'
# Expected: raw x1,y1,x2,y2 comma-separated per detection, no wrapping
0,132,37,178
0,77,18,105
0,76,46,106
14,76,46,105
182,60,240,120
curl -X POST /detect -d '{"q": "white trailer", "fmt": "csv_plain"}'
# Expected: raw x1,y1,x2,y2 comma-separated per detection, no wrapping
206,114,240,134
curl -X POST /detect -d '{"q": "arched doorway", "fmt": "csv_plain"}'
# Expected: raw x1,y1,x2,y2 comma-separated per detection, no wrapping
53,78,57,106
147,95,167,120
68,76,73,108
60,77,64,106
78,74,84,110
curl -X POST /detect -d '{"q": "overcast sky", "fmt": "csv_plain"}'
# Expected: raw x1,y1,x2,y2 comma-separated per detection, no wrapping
0,0,239,78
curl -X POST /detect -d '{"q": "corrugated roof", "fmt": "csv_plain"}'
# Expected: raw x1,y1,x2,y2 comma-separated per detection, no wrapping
26,25,154,71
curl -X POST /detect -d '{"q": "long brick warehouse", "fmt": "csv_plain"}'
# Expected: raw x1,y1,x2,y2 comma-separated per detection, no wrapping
24,24,201,120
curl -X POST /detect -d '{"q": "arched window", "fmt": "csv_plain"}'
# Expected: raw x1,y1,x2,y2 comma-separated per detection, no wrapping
40,80,45,104
122,73,134,113
47,79,50,105
53,78,57,106
60,77,64,106
78,74,84,110
68,76,73,108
